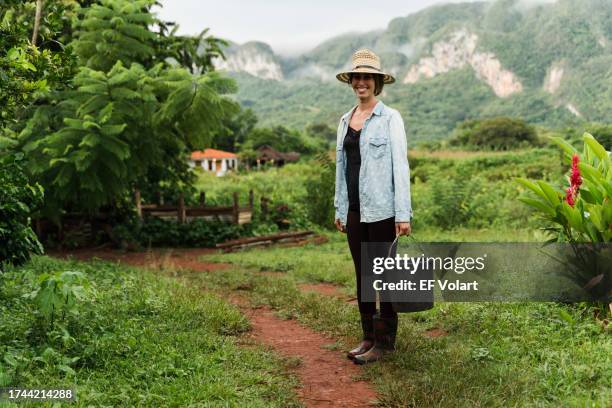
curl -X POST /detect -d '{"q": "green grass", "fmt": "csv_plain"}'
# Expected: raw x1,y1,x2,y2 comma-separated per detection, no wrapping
0,256,301,407
196,231,611,407
201,228,548,288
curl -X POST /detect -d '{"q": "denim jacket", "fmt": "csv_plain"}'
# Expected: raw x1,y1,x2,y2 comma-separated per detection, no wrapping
334,100,412,225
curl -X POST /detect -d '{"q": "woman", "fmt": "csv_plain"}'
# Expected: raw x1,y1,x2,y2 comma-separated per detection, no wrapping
334,48,412,365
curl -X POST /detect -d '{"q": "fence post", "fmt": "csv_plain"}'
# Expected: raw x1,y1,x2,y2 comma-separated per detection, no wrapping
134,189,142,219
35,218,42,239
199,191,206,207
260,197,268,217
248,190,254,209
233,192,239,224
178,192,186,223
156,191,164,206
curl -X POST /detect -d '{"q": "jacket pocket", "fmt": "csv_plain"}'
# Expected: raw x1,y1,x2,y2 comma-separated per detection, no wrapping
369,137,387,159
336,145,344,163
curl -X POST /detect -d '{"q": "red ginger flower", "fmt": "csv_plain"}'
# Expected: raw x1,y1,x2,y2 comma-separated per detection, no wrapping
565,154,581,207
570,154,582,189
565,187,576,207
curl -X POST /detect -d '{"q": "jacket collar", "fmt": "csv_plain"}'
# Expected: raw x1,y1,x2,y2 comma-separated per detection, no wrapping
341,100,384,123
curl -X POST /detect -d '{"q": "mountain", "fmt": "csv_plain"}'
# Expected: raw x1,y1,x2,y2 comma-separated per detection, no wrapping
212,0,612,143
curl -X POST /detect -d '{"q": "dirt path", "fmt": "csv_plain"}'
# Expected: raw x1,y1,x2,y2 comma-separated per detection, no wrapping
232,295,378,408
52,248,379,407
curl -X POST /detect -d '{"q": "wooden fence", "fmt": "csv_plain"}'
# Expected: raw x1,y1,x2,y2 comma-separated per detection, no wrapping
34,190,272,245
136,189,270,225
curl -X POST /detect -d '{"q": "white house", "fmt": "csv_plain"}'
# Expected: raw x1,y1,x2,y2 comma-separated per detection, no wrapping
189,148,238,176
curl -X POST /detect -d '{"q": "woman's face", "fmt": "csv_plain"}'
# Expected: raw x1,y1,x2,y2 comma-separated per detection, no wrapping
351,73,375,99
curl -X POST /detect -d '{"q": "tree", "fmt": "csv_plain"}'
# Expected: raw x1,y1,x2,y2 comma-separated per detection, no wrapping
16,0,239,216
72,0,158,72
242,126,325,154
212,108,258,152
31,0,44,45
306,123,336,143
0,0,77,135
449,117,539,150
156,24,227,75
0,153,44,268
20,62,238,215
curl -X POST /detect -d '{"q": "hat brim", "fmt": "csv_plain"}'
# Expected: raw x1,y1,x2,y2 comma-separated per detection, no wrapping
336,67,395,84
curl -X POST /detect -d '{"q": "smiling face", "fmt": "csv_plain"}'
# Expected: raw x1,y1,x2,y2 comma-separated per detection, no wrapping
350,73,384,100
351,73,375,100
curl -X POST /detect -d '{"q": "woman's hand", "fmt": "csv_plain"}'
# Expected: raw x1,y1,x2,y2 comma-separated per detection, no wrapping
395,222,411,236
335,219,347,233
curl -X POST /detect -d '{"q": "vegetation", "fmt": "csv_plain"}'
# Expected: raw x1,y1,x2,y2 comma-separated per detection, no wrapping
518,133,611,243
226,0,609,141
3,0,240,221
1,1,610,405
0,256,300,406
517,134,611,305
448,117,539,150
240,125,326,154
0,153,44,268
199,233,611,407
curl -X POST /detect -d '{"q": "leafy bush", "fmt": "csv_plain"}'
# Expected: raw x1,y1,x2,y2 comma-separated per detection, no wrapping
0,153,44,268
425,170,483,229
113,217,245,248
517,133,611,243
304,153,336,229
517,133,610,304
25,271,92,324
241,125,326,155
449,117,539,151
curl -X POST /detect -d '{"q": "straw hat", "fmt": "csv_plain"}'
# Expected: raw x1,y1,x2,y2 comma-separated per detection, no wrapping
336,48,395,84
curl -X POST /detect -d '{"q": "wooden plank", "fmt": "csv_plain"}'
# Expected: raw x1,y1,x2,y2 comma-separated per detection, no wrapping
216,231,314,249
142,205,177,211
238,211,252,224
233,192,239,224
134,190,142,218
178,192,186,223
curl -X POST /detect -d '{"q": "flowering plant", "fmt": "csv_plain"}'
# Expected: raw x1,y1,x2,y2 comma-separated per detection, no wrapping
518,133,611,307
517,133,611,243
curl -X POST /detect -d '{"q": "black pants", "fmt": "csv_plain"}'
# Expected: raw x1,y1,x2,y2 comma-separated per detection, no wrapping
346,211,397,318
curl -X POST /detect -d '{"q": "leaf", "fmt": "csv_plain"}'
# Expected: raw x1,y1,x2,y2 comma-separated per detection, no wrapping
516,178,548,202
558,308,574,325
583,133,609,162
561,202,583,232
578,162,602,184
58,365,76,376
517,197,555,216
549,136,577,156
537,181,561,207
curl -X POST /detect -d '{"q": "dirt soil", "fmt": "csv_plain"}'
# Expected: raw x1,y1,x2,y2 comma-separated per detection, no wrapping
52,247,379,407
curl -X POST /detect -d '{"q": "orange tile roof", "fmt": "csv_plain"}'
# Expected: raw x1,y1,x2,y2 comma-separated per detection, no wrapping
191,148,237,160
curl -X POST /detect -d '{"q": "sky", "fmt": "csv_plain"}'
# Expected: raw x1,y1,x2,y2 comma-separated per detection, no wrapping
155,0,482,56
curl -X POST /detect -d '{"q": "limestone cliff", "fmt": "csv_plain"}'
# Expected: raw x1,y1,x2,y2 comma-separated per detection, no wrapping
402,30,523,98
214,42,284,81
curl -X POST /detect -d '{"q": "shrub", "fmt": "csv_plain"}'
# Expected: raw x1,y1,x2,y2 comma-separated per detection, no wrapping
304,153,336,229
0,153,44,269
449,117,539,150
517,133,611,304
517,133,611,243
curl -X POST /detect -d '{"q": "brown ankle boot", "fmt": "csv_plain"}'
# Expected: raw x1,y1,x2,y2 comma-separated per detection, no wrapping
347,313,374,360
353,314,398,365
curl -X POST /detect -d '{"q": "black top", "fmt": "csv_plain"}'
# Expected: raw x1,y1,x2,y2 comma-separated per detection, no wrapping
343,126,361,211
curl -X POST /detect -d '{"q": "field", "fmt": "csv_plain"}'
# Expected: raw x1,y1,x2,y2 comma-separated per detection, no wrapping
2,148,610,407
2,1,610,406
